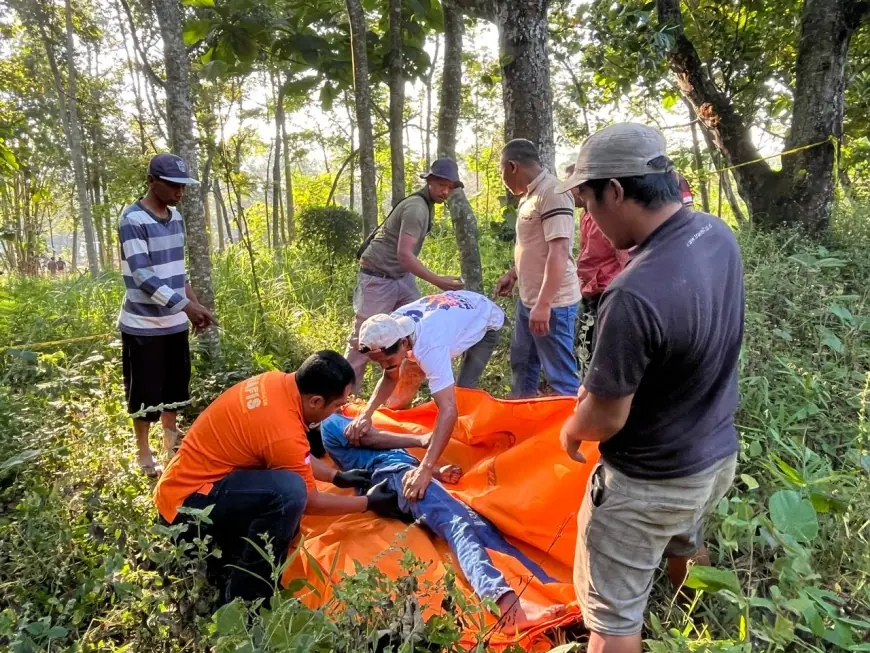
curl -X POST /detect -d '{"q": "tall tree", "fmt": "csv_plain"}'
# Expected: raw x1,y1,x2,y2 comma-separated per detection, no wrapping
438,0,482,292
346,0,378,233
658,0,870,230
388,0,405,205
450,0,556,171
153,0,215,309
281,110,295,241
271,77,284,248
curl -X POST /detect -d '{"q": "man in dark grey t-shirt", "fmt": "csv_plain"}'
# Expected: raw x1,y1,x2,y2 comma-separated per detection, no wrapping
555,123,744,653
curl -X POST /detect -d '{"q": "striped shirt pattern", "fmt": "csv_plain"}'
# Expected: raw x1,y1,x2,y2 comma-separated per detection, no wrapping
117,202,190,336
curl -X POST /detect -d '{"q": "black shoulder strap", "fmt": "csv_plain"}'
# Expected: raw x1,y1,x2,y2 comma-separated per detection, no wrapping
356,190,431,260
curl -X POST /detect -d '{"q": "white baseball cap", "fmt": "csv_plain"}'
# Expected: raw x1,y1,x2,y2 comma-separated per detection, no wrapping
358,314,416,352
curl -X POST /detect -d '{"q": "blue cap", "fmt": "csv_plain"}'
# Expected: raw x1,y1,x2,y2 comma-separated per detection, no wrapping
148,153,199,185
420,158,463,188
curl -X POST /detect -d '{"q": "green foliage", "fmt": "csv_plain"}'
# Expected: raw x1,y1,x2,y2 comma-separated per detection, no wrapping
2,211,870,651
297,205,363,273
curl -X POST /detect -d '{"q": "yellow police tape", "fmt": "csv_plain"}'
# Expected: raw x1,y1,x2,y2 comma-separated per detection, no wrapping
708,135,839,181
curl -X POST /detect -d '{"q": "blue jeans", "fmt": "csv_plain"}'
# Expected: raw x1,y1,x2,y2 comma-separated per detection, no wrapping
510,300,580,397
176,469,307,603
375,464,557,601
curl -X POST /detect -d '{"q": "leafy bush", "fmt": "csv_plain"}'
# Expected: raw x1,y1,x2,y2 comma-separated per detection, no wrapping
297,205,363,273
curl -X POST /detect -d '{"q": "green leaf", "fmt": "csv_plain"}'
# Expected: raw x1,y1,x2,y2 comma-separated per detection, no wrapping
500,53,515,68
740,473,759,490
213,600,247,636
0,448,42,474
45,626,68,638
749,440,763,457
809,492,832,514
773,328,793,341
823,621,856,649
769,490,818,542
183,19,213,46
183,0,214,6
829,303,854,323
684,565,742,597
771,454,806,486
820,327,844,353
817,257,847,268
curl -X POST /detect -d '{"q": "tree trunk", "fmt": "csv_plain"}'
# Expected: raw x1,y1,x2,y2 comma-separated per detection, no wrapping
722,170,746,224
346,0,379,233
71,197,79,271
272,78,284,248
265,140,272,249
281,104,295,241
438,0,483,293
683,98,710,213
425,36,440,166
214,179,233,245
153,0,216,311
495,0,555,171
388,0,405,205
213,179,225,251
658,0,869,231
62,0,100,276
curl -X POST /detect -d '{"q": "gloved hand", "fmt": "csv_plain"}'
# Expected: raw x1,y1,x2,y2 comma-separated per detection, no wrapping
365,480,412,523
333,468,373,490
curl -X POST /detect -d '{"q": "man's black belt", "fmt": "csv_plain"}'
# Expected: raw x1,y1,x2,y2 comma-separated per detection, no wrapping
360,267,399,280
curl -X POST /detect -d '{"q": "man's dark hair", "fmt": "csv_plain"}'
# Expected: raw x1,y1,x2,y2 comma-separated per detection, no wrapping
582,157,681,209
358,338,404,355
502,139,542,166
296,350,355,402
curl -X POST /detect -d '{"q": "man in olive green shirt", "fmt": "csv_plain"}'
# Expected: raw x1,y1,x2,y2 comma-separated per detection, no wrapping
346,159,465,391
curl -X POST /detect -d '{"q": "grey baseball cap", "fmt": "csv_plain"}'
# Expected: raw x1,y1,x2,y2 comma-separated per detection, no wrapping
420,158,463,188
148,153,199,185
555,123,670,194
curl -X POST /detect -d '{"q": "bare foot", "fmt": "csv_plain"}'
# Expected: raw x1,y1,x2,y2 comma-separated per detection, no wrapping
138,451,163,478
495,592,566,632
433,464,463,484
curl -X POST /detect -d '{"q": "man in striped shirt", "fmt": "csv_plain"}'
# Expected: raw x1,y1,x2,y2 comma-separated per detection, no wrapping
119,153,217,477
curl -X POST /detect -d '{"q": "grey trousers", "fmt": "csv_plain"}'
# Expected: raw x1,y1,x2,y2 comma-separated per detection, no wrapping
345,272,421,391
456,328,500,389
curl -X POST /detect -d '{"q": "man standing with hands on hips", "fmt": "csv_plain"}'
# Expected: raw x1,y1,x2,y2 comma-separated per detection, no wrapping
345,159,466,391
118,153,218,477
495,139,582,398
557,124,744,653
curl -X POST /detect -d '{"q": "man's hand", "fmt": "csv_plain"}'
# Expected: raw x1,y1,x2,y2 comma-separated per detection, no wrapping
494,271,516,298
402,465,434,501
437,275,465,291
333,468,373,490
529,302,551,336
183,302,218,332
560,387,589,463
345,415,372,446
560,430,587,463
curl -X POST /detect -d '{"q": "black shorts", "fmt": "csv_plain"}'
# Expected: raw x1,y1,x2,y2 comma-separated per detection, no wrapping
122,330,191,423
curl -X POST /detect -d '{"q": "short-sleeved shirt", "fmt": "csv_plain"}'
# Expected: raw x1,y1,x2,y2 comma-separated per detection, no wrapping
515,171,581,309
583,208,744,480
154,372,315,522
393,291,505,394
576,210,630,298
361,188,434,279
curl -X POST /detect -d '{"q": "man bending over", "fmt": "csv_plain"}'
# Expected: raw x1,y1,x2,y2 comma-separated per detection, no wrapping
318,413,566,630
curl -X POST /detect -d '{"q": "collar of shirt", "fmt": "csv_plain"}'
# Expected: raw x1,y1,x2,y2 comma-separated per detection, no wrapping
523,169,548,198
630,206,692,260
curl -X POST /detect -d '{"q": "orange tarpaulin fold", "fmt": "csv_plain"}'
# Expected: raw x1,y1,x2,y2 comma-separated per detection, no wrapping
283,388,598,650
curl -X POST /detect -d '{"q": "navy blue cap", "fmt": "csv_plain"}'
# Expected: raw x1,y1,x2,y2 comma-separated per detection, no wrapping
148,153,199,185
420,158,463,188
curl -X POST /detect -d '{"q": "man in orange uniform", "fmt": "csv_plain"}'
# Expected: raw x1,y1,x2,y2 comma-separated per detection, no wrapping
154,350,399,602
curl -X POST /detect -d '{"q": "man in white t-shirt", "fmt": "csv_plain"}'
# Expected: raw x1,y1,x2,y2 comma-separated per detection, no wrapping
347,291,505,500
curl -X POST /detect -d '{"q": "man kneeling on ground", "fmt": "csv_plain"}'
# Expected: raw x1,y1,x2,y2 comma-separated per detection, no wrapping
154,351,399,603
318,413,566,630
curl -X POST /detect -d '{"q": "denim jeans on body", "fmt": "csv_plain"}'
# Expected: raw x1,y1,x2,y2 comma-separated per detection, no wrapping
510,300,580,398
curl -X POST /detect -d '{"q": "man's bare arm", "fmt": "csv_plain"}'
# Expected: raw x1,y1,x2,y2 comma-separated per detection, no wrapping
358,429,432,450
